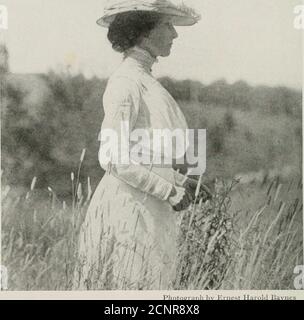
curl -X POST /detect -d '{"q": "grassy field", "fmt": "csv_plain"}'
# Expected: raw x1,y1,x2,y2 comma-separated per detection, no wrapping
1,68,302,290
1,167,302,290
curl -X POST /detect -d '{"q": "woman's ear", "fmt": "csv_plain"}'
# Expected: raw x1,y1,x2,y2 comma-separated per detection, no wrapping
137,35,146,46
137,38,158,58
138,34,151,47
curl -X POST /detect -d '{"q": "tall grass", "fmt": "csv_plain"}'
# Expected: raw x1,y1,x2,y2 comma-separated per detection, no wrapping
1,160,302,290
222,178,303,289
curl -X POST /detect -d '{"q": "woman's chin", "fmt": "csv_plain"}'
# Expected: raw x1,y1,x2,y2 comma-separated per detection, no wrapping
160,49,172,57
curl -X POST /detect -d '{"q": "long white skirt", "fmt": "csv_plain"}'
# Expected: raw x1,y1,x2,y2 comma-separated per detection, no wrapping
73,172,178,290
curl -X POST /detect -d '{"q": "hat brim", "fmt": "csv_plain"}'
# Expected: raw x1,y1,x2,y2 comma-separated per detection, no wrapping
97,10,200,28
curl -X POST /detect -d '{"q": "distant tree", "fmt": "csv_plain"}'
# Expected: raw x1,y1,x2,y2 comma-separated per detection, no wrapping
0,43,9,74
223,110,236,132
1,82,31,186
230,80,251,110
270,87,301,117
199,79,233,107
208,124,225,155
0,44,9,115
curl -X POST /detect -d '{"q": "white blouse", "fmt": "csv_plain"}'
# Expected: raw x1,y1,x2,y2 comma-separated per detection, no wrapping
98,46,188,203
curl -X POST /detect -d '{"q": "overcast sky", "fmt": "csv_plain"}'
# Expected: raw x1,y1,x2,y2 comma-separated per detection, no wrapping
1,0,303,88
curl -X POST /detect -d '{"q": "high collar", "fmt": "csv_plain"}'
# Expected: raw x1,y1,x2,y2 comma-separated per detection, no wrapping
124,46,158,73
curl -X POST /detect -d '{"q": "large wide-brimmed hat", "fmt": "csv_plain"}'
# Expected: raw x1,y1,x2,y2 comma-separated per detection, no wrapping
97,0,201,27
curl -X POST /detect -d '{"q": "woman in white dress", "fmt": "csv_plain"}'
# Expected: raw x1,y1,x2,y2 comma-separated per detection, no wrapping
73,0,205,290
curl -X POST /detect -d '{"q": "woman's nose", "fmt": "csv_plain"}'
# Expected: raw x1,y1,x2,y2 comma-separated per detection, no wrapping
172,26,178,39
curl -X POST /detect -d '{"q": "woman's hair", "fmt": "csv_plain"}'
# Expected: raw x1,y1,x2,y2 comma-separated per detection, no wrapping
107,11,162,52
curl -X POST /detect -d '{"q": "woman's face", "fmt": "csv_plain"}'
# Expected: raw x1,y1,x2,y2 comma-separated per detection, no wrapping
141,17,178,58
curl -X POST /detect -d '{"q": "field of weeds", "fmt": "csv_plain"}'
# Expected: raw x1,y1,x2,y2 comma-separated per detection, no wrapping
1,165,302,290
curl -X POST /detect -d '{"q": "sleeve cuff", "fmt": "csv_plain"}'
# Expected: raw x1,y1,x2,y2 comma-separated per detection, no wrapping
168,186,186,207
172,169,188,187
143,172,174,201
163,183,174,201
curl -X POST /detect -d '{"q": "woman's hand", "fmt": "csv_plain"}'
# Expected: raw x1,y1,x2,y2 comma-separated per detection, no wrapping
183,177,213,203
168,186,193,212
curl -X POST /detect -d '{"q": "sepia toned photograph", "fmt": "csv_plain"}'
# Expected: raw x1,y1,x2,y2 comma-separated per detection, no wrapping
0,0,303,292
